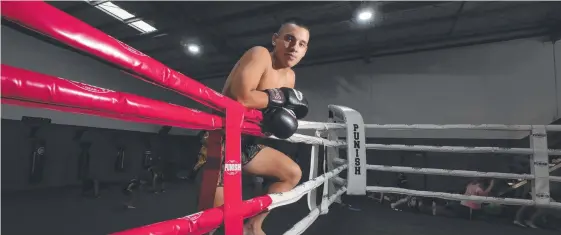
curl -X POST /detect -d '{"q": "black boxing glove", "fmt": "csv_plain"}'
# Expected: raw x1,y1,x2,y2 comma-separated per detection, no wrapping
264,87,309,119
261,107,298,139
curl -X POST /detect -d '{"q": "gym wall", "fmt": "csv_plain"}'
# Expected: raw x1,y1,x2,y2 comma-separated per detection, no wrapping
0,118,201,193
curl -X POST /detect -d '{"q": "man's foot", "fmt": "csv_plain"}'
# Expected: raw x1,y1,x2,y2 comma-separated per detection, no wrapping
390,203,401,211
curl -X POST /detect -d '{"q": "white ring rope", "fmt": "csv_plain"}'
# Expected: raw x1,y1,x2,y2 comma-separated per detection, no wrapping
298,122,561,132
366,186,561,209
283,186,347,235
333,159,561,182
365,164,535,180
298,121,346,130
268,164,348,210
332,177,347,186
366,143,561,155
270,133,346,147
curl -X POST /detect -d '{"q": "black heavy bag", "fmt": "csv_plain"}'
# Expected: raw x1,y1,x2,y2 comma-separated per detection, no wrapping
77,142,92,180
114,146,126,172
28,139,46,184
142,149,153,170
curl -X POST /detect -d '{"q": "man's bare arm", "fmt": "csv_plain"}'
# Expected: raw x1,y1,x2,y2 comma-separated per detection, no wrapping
229,46,271,109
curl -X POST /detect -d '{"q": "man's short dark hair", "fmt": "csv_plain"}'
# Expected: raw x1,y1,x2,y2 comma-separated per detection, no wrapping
278,18,309,33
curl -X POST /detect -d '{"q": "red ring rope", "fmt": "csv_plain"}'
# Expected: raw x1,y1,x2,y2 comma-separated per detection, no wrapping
1,65,263,136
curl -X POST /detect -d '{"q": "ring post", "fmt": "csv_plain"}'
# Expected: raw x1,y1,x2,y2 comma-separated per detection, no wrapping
322,128,341,213
224,107,244,235
307,131,322,211
328,105,366,195
530,125,550,207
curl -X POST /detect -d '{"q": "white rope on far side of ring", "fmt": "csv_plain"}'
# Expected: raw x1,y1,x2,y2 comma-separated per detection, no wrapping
366,143,561,155
364,124,561,132
549,176,561,182
366,186,561,209
282,186,347,235
365,164,535,180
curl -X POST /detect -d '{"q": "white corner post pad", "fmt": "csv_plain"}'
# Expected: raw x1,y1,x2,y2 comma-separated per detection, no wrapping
530,125,550,206
328,105,366,195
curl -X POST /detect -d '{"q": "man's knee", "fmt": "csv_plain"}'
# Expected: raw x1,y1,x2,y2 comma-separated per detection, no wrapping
284,164,302,186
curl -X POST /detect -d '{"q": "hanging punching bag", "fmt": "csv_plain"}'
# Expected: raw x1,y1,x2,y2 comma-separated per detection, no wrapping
28,139,46,184
114,146,126,172
142,140,153,170
143,149,153,170
77,142,92,180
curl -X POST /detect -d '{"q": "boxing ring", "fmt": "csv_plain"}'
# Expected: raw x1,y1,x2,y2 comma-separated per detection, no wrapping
2,2,561,235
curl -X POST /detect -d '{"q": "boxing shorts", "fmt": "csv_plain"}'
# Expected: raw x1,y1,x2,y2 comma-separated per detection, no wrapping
193,130,265,187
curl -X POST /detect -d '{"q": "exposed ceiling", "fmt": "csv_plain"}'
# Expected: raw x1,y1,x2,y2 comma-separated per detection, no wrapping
44,1,561,80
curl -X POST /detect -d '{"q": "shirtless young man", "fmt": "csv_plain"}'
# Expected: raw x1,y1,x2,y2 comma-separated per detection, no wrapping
208,20,310,235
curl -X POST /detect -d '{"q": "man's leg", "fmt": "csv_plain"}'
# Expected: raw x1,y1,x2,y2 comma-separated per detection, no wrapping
391,196,411,210
242,146,302,235
514,205,529,227
527,208,546,228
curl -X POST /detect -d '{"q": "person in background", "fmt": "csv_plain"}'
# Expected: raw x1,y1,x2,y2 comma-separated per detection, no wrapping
514,198,558,229
432,178,495,219
458,178,495,219
390,173,412,210
123,178,142,209
148,164,165,193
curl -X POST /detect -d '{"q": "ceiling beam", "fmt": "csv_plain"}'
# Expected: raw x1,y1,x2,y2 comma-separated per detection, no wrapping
117,2,337,43
267,1,543,43
160,1,536,63
306,25,549,63
138,1,451,60
225,2,451,39
57,2,93,13
204,2,326,25
152,2,242,57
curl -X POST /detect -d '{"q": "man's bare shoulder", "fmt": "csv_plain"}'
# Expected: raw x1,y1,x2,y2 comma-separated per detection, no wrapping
287,68,296,78
242,46,272,61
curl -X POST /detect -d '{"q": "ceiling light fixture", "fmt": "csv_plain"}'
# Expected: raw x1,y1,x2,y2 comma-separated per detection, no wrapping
187,44,200,54
356,9,374,23
84,0,157,33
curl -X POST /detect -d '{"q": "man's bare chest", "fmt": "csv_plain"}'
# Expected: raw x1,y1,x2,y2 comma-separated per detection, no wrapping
257,72,291,90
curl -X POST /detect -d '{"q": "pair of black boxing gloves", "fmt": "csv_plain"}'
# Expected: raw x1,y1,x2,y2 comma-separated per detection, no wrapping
261,87,309,139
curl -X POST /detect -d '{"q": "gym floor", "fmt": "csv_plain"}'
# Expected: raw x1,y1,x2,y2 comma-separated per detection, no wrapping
2,183,558,235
